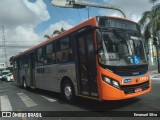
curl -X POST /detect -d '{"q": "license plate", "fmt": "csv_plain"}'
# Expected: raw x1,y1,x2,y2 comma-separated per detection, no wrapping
135,88,142,93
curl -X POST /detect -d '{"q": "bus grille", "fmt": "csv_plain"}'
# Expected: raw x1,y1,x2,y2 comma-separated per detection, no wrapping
121,81,150,94
113,65,148,76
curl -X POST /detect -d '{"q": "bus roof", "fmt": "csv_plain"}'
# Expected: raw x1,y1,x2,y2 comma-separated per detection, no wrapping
14,17,98,59
14,16,136,59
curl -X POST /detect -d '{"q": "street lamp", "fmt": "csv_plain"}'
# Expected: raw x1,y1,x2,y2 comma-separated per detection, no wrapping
51,0,127,18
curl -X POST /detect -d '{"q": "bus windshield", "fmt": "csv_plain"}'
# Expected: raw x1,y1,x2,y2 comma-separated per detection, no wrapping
98,29,147,66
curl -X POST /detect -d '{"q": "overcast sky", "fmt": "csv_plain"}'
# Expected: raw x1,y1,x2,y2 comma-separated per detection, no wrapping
0,0,156,65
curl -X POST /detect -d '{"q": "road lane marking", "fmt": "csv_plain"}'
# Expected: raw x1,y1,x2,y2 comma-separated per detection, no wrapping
17,93,37,108
42,96,57,102
0,95,12,111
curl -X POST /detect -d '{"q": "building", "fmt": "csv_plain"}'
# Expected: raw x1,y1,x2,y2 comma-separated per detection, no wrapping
0,63,7,71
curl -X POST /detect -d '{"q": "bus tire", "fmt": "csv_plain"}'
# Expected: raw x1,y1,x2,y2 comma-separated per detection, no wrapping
22,78,27,89
62,80,75,102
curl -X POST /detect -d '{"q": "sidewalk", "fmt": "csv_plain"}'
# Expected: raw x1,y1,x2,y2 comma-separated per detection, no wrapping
150,70,160,79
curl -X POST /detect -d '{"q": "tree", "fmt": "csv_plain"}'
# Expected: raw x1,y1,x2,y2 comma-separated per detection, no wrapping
139,3,160,40
139,0,160,72
9,56,14,66
149,0,159,3
44,35,51,39
44,27,66,39
52,30,61,35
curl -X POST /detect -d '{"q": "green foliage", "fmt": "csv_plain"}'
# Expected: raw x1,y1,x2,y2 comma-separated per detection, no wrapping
44,27,66,39
44,35,51,39
138,1,160,41
9,56,14,65
53,30,61,35
149,0,159,3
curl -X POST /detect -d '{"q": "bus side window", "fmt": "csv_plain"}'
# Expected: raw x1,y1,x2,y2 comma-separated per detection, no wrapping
23,55,29,68
44,43,56,65
44,44,52,65
19,57,23,70
56,37,73,62
36,48,44,66
52,43,56,63
56,40,61,62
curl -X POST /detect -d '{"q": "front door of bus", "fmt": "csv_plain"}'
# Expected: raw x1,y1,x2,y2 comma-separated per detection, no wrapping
76,31,98,97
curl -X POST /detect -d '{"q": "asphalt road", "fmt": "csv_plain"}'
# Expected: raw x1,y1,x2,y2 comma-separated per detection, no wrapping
0,79,160,120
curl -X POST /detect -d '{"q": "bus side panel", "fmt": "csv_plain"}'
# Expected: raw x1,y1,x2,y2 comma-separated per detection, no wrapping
25,68,30,87
35,63,77,93
14,59,22,85
13,69,19,85
19,68,25,85
14,67,31,87
54,63,77,93
35,65,46,90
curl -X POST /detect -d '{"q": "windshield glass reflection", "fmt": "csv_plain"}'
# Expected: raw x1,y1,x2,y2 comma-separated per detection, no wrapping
98,30,147,66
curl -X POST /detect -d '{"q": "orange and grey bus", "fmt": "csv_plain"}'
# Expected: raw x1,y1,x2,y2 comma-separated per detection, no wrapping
13,16,151,102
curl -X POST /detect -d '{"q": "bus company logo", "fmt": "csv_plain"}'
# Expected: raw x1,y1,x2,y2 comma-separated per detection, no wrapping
2,112,11,117
132,72,139,75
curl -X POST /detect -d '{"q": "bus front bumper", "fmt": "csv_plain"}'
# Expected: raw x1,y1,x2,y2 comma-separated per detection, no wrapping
100,80,151,101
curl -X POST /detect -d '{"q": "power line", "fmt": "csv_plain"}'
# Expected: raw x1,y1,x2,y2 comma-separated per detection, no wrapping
87,7,90,19
77,8,82,20
55,7,69,20
1,25,8,67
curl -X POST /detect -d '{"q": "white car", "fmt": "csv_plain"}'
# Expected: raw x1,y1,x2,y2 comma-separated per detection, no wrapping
0,73,2,80
1,70,14,82
5,73,14,82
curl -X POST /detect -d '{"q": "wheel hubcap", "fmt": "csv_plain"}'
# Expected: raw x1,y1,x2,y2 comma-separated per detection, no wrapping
64,85,72,99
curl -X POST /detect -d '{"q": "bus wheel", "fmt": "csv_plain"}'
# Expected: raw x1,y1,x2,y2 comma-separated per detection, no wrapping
62,80,75,102
22,78,27,89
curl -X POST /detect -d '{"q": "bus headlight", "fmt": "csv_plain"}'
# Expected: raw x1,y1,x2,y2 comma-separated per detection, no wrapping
102,75,120,89
112,80,120,88
103,77,111,84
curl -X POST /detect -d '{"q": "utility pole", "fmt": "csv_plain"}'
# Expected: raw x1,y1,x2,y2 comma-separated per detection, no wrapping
87,7,89,19
51,0,126,18
1,25,8,68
